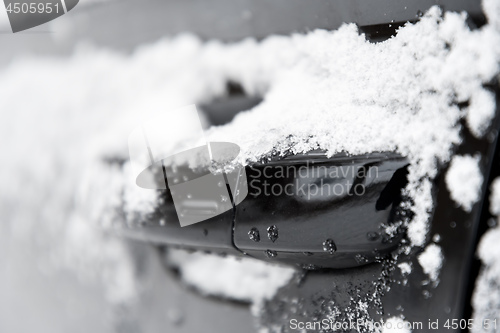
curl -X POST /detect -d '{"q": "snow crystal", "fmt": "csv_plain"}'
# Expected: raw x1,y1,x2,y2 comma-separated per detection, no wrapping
477,226,500,281
166,249,296,303
472,176,500,332
382,316,412,333
398,262,412,276
484,0,500,30
489,177,500,215
466,89,496,138
472,225,500,332
418,243,444,282
445,155,483,212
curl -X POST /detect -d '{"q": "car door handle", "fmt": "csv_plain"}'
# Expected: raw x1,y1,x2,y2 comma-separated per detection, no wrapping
120,151,409,268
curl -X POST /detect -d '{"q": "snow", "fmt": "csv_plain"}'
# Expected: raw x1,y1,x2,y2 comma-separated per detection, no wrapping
489,177,500,215
445,155,484,212
0,0,499,330
382,317,412,333
398,262,412,276
466,89,497,138
418,244,444,283
432,234,441,243
472,176,500,332
167,249,297,303
201,7,499,247
477,226,500,285
484,0,500,30
472,225,500,333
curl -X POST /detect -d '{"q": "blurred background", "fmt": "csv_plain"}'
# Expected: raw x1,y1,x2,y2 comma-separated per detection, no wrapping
0,1,264,332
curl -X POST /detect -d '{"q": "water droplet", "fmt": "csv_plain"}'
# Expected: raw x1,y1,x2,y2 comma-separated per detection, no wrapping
422,290,432,299
303,252,313,256
355,254,369,264
182,175,189,182
218,181,224,187
159,219,165,226
366,232,379,241
242,10,252,20
248,228,260,242
221,195,228,202
267,225,279,242
187,194,192,199
173,178,180,184
416,10,423,17
323,239,337,255
450,221,456,228
488,218,498,227
265,250,277,258
166,308,184,326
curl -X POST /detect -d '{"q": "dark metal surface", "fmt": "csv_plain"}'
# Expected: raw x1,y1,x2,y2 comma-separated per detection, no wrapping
121,151,409,269
233,153,409,269
119,203,241,256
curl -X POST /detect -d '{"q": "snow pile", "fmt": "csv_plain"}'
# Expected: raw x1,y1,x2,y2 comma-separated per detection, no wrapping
418,243,444,283
201,6,500,247
445,155,484,212
167,249,297,303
